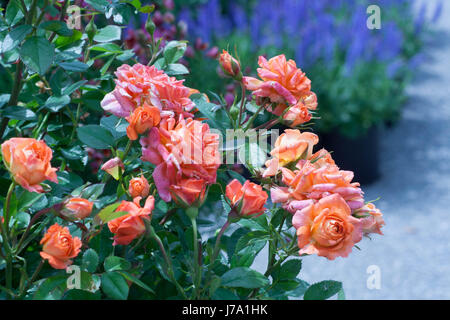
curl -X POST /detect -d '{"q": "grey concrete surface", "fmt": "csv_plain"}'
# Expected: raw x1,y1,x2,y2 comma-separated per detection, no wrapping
251,1,450,299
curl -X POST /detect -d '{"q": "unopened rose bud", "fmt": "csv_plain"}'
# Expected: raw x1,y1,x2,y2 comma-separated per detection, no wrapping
145,15,156,37
169,178,207,209
85,17,97,43
101,157,124,180
225,179,268,220
61,197,94,221
219,50,242,81
129,175,150,199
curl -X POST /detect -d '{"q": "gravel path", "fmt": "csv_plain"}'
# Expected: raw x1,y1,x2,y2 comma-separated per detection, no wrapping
251,1,450,299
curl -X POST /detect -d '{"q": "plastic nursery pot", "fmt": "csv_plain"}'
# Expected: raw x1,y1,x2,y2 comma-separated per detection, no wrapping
317,126,381,185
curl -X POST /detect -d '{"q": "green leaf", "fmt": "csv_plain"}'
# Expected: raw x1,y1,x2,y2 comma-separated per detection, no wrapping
78,183,105,200
278,259,302,280
5,0,24,26
77,125,115,149
165,63,189,76
94,25,122,43
43,95,70,112
190,93,231,134
212,288,240,300
96,202,121,223
0,106,36,120
33,275,67,300
221,267,269,289
63,289,101,300
118,271,155,294
39,21,73,36
163,41,187,64
54,30,82,48
1,24,32,53
82,249,99,273
19,36,55,74
60,61,89,72
62,80,87,96
101,272,129,300
85,0,110,12
303,280,343,300
104,256,131,272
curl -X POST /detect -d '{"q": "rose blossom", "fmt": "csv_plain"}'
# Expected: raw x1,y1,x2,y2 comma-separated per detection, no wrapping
140,116,220,201
263,129,319,177
359,203,385,236
225,179,268,218
1,138,58,193
243,54,311,106
100,63,195,119
108,196,155,246
292,194,363,260
219,50,242,80
271,159,364,213
126,103,161,140
40,223,82,269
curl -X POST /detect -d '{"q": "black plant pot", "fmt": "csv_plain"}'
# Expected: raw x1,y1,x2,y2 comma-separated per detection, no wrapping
317,126,381,185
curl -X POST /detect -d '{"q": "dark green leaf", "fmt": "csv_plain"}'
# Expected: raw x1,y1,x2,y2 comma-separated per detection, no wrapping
221,267,269,289
104,256,131,272
63,289,101,300
5,0,24,26
39,21,73,36
163,41,187,64
82,249,99,273
1,106,36,120
165,63,189,76
1,24,32,53
19,36,55,74
94,26,122,43
101,272,129,300
60,61,89,72
77,125,114,149
43,95,70,112
303,280,343,300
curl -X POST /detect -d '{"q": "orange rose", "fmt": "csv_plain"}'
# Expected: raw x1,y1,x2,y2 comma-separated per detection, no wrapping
40,223,82,269
1,138,58,193
128,175,150,199
225,179,268,218
126,103,161,140
243,54,311,106
282,102,312,127
271,160,364,213
292,194,363,260
219,50,242,80
62,197,94,220
108,196,154,245
263,129,318,177
169,178,207,207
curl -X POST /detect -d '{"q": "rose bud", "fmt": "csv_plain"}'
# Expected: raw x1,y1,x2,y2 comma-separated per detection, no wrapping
126,103,161,140
219,50,242,81
108,196,155,245
129,175,150,199
61,198,94,220
1,138,58,193
101,157,124,180
40,223,82,269
169,178,207,208
225,179,268,219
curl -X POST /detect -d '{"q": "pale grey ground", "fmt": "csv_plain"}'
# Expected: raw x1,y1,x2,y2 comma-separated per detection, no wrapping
250,1,450,299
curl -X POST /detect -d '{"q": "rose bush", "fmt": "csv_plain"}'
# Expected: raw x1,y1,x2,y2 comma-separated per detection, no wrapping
0,1,384,300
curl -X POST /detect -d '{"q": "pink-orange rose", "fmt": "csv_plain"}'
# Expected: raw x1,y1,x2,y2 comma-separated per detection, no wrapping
1,138,58,193
128,175,150,199
140,116,220,201
263,129,318,177
61,198,94,220
101,63,195,119
126,103,161,140
225,179,268,218
359,203,385,236
108,196,155,245
292,194,363,260
271,159,364,213
243,54,311,106
169,178,207,207
40,223,82,269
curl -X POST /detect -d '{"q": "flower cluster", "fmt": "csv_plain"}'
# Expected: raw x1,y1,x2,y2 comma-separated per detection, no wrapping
262,127,384,260
244,54,317,127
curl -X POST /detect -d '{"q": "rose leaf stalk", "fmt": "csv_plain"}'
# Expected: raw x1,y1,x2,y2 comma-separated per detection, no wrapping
186,207,201,299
